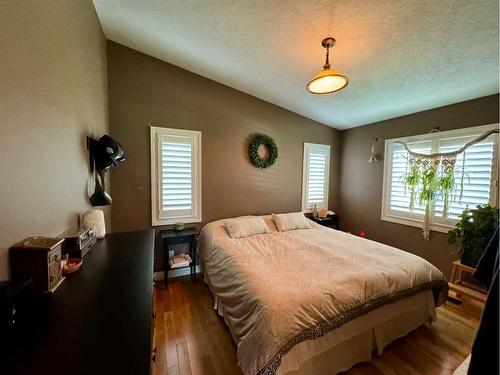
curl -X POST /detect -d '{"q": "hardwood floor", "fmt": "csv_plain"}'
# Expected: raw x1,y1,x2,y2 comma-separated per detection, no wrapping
152,276,483,375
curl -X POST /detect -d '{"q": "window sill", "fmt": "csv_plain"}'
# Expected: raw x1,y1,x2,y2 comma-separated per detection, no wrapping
381,214,454,234
152,216,202,227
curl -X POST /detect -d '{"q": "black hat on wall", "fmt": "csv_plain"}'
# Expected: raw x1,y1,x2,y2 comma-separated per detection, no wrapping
87,135,126,172
87,135,126,206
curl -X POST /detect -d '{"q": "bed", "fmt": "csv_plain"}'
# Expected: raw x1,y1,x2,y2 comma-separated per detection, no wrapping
197,215,448,375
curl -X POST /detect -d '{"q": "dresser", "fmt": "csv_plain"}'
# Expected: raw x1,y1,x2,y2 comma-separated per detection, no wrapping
1,230,155,375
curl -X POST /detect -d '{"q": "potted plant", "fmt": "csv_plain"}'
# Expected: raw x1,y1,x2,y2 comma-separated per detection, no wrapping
448,204,499,267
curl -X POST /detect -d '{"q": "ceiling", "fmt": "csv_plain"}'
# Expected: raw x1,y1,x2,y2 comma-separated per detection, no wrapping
93,0,499,130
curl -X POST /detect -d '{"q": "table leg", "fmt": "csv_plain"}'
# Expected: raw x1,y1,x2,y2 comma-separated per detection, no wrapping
164,239,168,287
189,239,194,281
193,238,197,282
450,264,457,284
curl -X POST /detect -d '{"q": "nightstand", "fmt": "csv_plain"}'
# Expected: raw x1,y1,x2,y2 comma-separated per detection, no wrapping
308,213,339,229
160,228,198,286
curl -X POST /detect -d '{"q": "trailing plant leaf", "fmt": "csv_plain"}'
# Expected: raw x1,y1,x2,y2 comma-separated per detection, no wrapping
438,165,455,219
404,159,420,211
418,166,438,206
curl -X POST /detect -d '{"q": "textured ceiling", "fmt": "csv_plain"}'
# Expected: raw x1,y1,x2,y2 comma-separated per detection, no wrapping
93,0,499,129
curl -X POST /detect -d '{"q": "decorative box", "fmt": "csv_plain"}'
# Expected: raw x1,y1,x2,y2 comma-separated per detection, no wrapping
9,237,65,294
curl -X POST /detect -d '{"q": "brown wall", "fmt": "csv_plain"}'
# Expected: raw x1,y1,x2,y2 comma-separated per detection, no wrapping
107,41,340,267
338,94,499,277
107,41,498,276
0,0,109,280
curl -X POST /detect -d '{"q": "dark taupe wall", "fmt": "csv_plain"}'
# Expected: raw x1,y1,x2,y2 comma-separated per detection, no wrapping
107,41,340,235
338,94,499,277
0,0,109,280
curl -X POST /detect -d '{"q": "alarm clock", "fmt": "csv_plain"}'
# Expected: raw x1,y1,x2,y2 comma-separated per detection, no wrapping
60,226,97,259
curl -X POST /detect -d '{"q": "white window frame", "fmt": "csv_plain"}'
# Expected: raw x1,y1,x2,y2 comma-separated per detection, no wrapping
302,143,331,213
381,123,499,233
150,126,202,226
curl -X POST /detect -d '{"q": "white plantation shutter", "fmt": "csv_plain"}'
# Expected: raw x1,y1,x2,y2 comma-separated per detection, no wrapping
151,127,201,225
388,141,432,217
382,124,498,232
302,143,330,211
434,136,495,222
161,142,193,212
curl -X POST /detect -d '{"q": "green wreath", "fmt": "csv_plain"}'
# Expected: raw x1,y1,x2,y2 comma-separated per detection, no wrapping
248,134,278,169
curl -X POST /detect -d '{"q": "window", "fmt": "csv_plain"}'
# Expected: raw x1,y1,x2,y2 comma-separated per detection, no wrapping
150,127,201,226
302,143,331,212
382,124,498,232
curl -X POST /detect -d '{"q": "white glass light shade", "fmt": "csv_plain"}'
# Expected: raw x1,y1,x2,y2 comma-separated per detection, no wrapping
307,68,348,94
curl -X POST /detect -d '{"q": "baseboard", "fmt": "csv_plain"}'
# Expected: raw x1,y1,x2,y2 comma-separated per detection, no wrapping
154,265,201,281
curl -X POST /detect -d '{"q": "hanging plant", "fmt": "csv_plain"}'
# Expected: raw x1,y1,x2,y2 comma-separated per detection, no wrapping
397,128,498,239
404,156,420,211
401,153,463,239
248,134,278,169
439,158,456,218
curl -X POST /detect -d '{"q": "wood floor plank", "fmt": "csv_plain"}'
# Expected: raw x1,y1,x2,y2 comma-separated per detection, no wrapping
152,311,167,374
177,341,193,375
200,355,218,375
342,361,386,375
390,340,445,375
167,365,180,375
152,276,481,375
411,335,463,371
371,351,420,375
164,311,181,369
180,308,204,375
370,354,403,375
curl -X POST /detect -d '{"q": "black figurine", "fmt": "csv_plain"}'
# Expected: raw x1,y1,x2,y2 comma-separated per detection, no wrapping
87,135,126,206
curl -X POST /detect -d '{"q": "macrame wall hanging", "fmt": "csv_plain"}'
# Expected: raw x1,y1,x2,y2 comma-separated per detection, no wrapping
396,128,499,240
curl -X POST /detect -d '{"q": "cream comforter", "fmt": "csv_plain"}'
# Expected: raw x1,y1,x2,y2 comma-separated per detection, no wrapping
198,217,448,375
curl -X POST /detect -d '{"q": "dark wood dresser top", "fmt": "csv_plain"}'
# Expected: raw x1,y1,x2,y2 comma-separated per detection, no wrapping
2,230,155,375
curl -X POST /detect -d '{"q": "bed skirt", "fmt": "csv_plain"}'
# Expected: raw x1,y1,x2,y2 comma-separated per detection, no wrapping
205,271,435,375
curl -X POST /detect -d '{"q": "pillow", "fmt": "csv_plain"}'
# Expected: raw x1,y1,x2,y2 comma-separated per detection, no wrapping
272,212,312,232
223,217,270,239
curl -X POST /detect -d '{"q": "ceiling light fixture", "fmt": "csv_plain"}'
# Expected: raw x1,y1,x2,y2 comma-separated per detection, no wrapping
307,37,348,95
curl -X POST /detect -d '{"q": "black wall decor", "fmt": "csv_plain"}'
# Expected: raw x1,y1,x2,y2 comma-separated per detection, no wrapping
87,135,126,206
